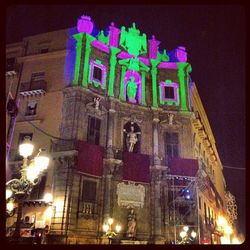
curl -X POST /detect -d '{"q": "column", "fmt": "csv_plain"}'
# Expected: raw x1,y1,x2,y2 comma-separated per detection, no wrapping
108,47,120,97
150,59,159,108
119,65,127,101
177,62,192,111
154,179,162,238
152,117,161,165
82,34,95,88
141,70,147,105
106,107,116,158
72,33,83,86
103,173,112,220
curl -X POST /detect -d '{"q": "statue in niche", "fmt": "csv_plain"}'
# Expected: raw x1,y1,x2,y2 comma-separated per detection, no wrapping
168,113,174,125
126,208,137,239
124,125,141,152
94,97,101,110
126,77,138,102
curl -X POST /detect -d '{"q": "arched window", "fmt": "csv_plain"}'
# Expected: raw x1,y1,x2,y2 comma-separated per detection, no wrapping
123,122,141,153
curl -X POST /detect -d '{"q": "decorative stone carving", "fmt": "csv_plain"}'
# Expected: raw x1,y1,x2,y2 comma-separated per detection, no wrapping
117,182,145,208
160,114,182,129
86,97,107,117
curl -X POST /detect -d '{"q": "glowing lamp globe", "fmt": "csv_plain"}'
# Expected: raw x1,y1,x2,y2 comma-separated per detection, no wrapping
6,189,13,199
44,193,53,203
103,224,109,232
191,231,197,238
217,216,227,227
7,200,15,212
224,225,233,235
19,137,34,158
180,231,187,238
26,164,39,182
34,149,49,171
115,225,121,233
108,218,114,225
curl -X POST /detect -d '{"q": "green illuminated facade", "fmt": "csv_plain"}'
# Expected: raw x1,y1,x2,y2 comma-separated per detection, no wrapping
6,15,232,246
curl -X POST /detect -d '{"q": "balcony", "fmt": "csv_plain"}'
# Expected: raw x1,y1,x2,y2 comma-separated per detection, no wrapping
19,80,47,97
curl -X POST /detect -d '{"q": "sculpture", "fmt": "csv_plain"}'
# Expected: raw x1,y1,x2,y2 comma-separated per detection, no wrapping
94,97,101,110
126,77,138,102
124,126,141,152
126,208,136,239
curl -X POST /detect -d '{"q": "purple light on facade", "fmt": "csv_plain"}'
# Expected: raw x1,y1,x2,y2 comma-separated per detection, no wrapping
149,35,160,59
91,40,110,54
160,81,179,102
138,56,150,66
158,62,178,69
124,70,142,104
168,46,187,62
109,22,121,48
117,51,134,59
89,60,107,87
77,15,94,34
176,46,187,62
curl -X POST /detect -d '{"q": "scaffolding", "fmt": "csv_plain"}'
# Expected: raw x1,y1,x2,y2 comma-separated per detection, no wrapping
164,174,200,244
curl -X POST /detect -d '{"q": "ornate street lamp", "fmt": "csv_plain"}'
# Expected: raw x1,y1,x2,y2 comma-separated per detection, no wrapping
6,137,50,243
103,218,121,244
178,225,197,244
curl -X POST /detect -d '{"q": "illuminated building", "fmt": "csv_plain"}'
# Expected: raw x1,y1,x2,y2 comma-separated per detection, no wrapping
6,15,238,244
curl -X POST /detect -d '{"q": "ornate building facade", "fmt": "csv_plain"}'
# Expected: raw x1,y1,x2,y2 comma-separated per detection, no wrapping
6,15,237,244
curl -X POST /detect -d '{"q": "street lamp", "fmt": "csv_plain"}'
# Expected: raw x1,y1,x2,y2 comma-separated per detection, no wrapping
178,226,197,244
6,137,50,243
103,218,121,244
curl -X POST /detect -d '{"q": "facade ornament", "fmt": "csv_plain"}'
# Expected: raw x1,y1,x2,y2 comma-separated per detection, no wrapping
94,97,101,110
225,191,238,224
124,125,141,152
168,113,175,125
126,208,137,239
117,182,145,208
119,22,147,57
86,97,107,117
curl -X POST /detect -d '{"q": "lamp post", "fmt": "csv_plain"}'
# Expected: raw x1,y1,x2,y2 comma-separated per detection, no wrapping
103,218,121,244
6,137,50,243
178,225,197,244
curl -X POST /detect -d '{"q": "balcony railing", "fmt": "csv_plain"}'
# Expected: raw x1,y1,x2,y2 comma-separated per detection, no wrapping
19,80,47,97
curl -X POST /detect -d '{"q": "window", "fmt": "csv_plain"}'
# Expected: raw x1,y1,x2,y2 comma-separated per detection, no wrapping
87,116,101,145
93,66,102,82
29,175,46,200
31,72,45,82
204,202,207,224
25,100,37,116
159,81,179,105
164,86,175,99
89,60,106,89
166,132,179,159
6,57,16,72
208,206,211,224
198,196,201,210
82,180,97,202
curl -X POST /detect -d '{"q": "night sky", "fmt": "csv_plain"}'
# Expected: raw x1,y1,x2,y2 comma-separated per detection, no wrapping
6,5,245,236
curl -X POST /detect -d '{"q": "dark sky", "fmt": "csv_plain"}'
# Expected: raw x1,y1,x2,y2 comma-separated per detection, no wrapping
6,4,245,235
